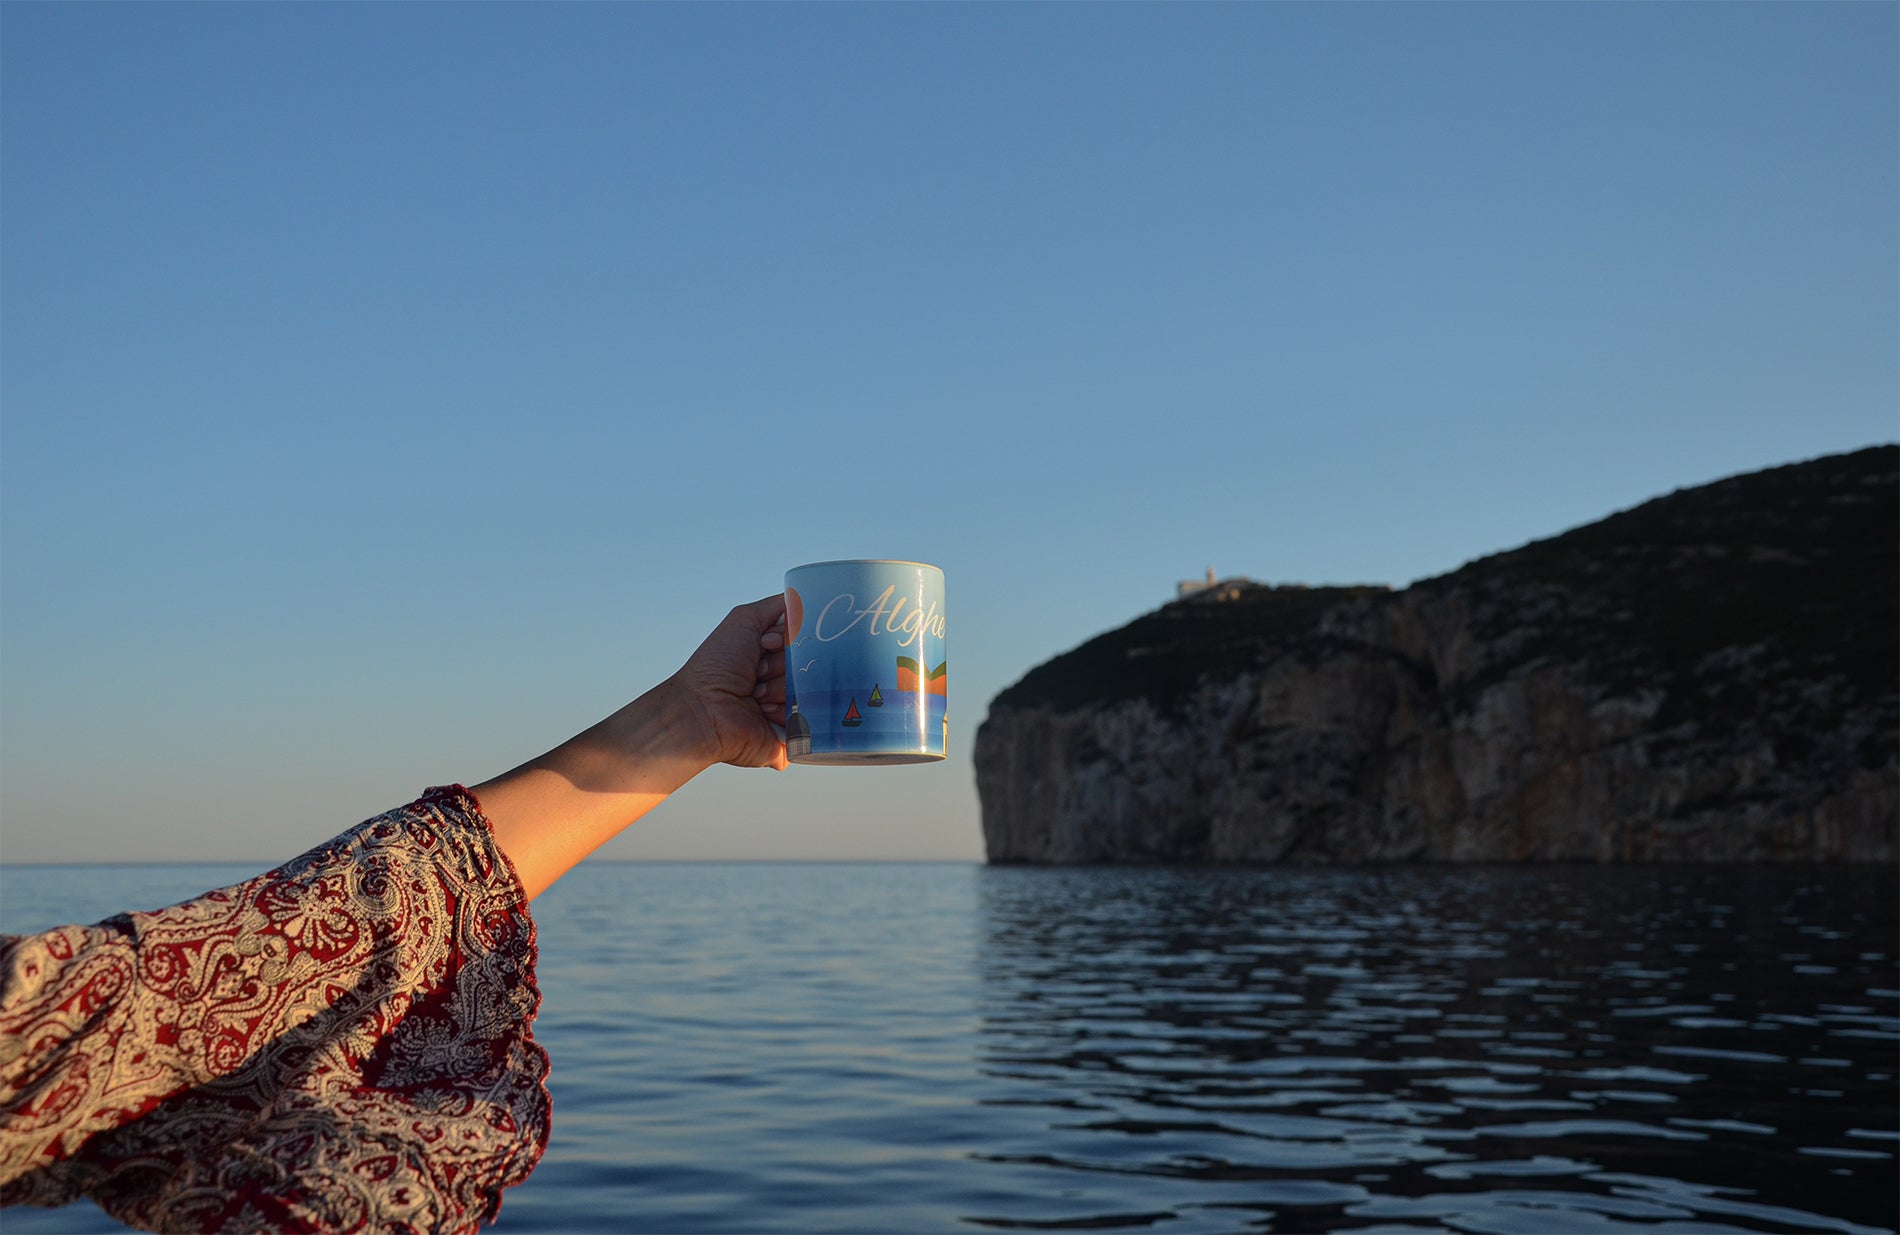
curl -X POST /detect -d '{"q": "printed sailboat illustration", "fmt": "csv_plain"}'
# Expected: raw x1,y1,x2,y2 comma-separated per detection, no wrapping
841,697,863,727
868,684,884,707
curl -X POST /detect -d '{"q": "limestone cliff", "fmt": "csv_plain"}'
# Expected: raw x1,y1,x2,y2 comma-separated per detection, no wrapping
977,447,1898,863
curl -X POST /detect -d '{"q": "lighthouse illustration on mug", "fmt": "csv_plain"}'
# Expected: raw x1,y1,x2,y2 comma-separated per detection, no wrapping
783,560,946,765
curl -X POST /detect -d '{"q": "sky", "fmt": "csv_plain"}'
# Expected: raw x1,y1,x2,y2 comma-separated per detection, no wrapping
3,2,1895,869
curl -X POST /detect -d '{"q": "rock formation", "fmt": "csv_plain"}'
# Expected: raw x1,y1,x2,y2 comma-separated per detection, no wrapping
977,447,1898,863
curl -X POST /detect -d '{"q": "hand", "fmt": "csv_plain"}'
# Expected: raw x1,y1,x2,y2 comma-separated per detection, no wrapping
668,594,790,772
474,592,794,899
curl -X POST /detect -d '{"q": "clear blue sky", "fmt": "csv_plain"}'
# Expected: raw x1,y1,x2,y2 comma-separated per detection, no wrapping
3,2,1894,866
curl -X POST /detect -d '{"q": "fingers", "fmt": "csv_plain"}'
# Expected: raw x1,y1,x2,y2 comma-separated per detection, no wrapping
755,600,789,767
733,593,788,636
756,603,787,688
759,606,787,658
709,595,793,770
749,706,788,771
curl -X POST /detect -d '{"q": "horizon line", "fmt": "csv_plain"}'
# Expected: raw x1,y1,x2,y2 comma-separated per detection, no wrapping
1,856,988,870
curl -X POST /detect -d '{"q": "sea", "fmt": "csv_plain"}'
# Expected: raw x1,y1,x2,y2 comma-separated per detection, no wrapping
1,860,1895,1234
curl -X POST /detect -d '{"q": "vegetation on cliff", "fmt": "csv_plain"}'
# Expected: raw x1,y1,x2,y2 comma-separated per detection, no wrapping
990,583,1390,716
1444,446,1896,739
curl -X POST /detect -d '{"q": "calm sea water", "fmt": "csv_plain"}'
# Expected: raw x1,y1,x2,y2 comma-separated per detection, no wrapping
2,861,1894,1234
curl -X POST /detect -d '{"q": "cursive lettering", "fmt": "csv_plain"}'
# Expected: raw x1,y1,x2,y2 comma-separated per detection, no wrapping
813,586,946,649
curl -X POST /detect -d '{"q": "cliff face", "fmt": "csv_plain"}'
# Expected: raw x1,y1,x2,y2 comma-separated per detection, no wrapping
977,447,1898,864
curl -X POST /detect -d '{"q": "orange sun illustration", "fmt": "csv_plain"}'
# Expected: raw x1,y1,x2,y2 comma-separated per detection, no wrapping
784,586,804,644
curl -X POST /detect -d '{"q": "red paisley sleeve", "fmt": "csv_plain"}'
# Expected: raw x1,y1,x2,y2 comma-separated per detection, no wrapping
0,786,551,1234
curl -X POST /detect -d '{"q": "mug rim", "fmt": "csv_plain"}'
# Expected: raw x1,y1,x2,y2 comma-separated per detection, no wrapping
787,559,942,572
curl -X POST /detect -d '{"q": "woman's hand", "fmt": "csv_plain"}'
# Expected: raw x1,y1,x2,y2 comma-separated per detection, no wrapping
667,594,790,771
474,593,793,900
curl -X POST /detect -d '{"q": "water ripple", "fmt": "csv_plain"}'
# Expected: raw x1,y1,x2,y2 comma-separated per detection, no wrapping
3,861,1890,1234
973,864,1897,1234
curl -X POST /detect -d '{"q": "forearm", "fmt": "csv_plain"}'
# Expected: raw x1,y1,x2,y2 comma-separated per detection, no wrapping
472,677,715,901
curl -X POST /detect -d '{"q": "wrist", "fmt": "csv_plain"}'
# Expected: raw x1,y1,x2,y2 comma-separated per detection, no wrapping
474,682,714,901
588,676,716,789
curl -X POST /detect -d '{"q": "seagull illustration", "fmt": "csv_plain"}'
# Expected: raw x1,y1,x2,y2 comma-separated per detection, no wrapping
798,659,818,673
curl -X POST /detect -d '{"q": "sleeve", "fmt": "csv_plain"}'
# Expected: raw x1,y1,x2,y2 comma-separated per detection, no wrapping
0,786,551,1234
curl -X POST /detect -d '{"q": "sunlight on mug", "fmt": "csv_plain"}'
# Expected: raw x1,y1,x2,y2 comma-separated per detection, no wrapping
783,560,946,765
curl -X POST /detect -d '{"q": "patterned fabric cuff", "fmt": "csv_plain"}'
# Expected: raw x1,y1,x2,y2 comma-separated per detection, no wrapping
1,788,553,1233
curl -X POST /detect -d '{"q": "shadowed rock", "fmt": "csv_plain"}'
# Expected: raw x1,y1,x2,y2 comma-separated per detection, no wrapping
977,446,1898,863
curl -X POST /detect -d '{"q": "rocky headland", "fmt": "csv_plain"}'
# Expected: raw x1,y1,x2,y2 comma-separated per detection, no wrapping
976,447,1898,864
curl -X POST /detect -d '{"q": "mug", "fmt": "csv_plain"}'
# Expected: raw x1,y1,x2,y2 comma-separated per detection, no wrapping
783,560,946,765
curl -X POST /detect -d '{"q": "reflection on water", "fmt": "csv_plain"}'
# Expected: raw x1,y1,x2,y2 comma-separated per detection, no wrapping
1,862,1892,1233
972,865,1897,1234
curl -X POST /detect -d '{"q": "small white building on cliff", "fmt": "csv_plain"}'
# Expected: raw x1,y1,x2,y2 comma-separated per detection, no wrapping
1176,566,1254,600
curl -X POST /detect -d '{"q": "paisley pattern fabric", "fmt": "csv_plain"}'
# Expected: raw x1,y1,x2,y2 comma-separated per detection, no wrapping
0,786,550,1233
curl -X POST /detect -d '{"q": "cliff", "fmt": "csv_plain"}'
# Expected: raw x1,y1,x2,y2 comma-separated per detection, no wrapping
976,447,1898,864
